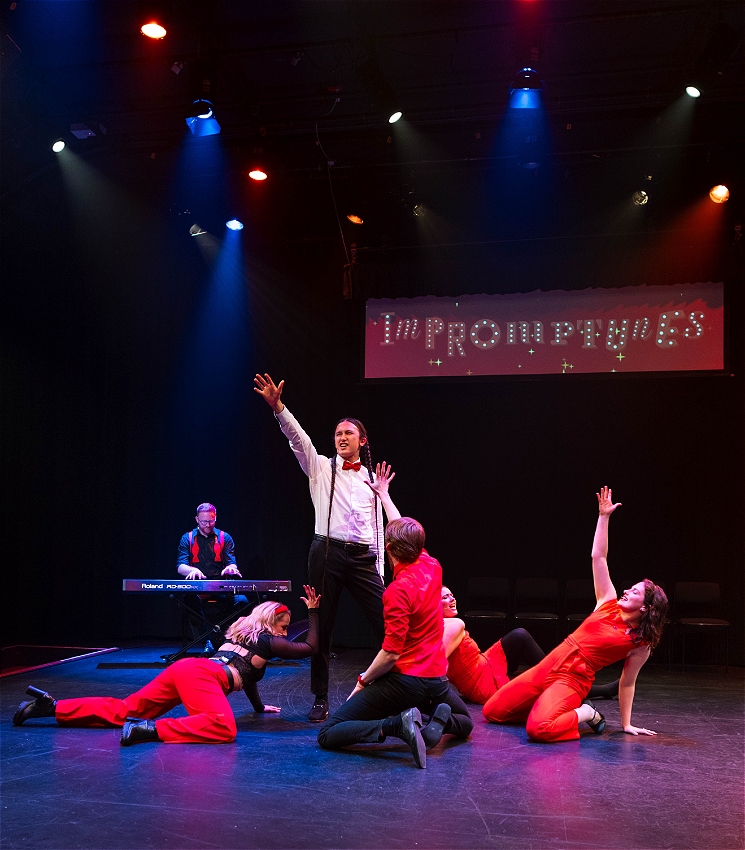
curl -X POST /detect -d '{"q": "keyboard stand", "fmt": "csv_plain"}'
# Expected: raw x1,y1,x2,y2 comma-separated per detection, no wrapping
162,596,254,665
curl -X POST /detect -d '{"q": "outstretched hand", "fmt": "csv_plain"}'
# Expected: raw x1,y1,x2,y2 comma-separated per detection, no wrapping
301,584,321,609
597,486,622,517
253,373,284,412
263,705,281,713
364,462,395,499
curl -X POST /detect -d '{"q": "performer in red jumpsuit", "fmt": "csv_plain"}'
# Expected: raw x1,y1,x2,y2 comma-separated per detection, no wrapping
441,588,619,705
13,588,320,745
483,487,668,742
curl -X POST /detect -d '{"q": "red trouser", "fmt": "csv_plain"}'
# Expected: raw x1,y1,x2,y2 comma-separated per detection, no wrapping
55,658,237,743
482,641,593,742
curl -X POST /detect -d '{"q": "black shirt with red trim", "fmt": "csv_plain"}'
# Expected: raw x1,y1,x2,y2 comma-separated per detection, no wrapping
176,527,237,578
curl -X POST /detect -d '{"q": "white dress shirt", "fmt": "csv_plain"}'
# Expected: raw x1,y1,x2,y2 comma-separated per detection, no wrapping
276,407,384,575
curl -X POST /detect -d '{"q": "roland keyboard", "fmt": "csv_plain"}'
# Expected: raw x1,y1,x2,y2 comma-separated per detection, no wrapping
122,579,292,593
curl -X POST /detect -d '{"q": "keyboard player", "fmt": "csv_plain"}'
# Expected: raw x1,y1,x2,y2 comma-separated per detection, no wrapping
176,502,248,651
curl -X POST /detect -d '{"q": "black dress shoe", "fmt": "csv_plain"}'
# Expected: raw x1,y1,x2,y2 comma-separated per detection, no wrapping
421,703,452,750
121,719,161,746
582,699,606,734
13,687,57,726
307,698,329,722
399,707,426,769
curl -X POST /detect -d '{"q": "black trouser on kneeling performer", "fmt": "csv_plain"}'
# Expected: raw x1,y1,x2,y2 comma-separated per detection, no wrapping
317,672,473,749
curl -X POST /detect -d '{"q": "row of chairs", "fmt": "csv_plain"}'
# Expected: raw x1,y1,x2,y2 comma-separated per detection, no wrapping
461,577,730,669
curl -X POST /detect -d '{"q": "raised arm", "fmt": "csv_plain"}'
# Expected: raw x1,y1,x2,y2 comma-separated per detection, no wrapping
618,645,655,735
592,486,620,609
365,462,401,522
264,587,321,659
253,373,324,478
253,372,285,414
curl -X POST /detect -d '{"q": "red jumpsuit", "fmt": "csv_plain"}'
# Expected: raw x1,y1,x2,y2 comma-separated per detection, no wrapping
56,658,238,743
447,631,509,704
482,599,642,742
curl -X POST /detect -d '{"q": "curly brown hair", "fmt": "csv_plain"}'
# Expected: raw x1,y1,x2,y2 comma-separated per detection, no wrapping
632,579,669,650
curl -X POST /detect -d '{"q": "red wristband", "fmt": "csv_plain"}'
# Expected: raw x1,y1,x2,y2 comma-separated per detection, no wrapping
357,674,369,687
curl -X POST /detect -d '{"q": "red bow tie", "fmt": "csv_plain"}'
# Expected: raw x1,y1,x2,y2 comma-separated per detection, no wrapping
342,460,362,471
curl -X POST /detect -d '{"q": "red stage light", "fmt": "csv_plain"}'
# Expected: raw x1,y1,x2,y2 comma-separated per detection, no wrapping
709,185,729,203
141,21,166,39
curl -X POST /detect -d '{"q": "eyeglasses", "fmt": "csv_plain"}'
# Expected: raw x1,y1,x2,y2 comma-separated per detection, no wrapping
197,519,216,525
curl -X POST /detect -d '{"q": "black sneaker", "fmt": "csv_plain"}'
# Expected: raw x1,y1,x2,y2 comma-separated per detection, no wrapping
308,698,329,722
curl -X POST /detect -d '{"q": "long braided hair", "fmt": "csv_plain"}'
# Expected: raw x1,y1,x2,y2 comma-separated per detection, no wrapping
325,418,376,566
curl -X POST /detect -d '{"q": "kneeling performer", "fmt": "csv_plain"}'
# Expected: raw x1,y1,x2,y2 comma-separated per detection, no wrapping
317,518,473,768
13,588,320,745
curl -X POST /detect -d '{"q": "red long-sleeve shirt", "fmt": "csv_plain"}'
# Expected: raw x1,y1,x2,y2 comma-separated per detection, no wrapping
382,550,447,677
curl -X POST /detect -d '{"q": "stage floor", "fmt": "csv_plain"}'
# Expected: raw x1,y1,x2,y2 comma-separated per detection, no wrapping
2,645,743,850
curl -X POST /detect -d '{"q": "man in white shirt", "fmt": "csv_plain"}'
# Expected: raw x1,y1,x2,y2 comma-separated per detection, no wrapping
254,373,400,722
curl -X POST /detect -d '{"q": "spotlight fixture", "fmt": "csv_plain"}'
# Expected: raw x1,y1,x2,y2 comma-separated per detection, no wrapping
138,1,169,38
509,67,543,108
356,56,403,124
632,190,649,206
185,99,221,137
684,24,741,101
248,167,268,181
226,219,244,230
709,185,730,203
510,68,543,92
51,140,65,153
347,214,364,225
141,21,166,39
189,224,207,236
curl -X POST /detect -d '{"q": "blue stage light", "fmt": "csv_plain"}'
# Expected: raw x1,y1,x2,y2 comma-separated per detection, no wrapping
185,99,221,136
226,219,244,231
509,68,543,109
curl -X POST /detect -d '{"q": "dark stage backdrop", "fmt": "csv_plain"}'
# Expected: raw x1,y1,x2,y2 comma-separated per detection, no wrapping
3,163,743,664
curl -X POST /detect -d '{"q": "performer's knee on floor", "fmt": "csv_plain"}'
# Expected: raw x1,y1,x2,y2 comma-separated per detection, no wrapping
211,714,237,743
316,729,331,748
457,714,475,737
482,701,507,723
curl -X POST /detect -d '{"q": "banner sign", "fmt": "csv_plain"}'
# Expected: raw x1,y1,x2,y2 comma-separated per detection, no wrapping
364,282,724,378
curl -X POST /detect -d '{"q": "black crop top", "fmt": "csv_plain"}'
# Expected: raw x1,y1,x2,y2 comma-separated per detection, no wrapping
210,609,319,712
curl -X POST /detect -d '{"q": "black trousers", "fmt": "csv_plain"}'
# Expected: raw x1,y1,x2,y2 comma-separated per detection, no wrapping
317,671,473,750
307,537,385,697
181,593,249,647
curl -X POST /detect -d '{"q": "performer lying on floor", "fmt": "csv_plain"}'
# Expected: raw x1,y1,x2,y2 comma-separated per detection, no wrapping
482,487,667,742
441,587,619,704
13,588,320,745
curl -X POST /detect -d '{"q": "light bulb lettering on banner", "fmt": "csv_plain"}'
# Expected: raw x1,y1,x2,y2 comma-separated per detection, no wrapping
367,284,724,377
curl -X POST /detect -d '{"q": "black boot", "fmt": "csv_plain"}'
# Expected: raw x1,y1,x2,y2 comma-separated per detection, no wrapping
13,687,57,726
398,707,426,768
121,719,161,746
421,703,452,750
